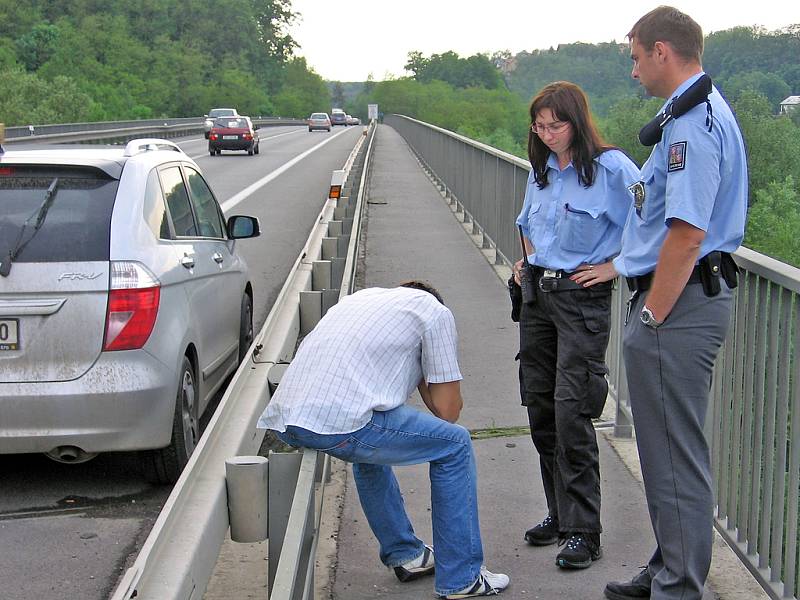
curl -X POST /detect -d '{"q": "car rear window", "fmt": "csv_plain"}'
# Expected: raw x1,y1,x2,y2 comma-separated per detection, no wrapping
311,113,328,119
0,165,118,262
209,109,235,118
214,117,247,128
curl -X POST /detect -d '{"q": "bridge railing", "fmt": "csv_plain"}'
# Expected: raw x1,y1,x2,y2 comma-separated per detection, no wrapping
386,113,800,600
1,116,306,145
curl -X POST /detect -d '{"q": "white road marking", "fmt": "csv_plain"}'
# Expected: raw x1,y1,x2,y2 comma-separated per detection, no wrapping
220,128,351,212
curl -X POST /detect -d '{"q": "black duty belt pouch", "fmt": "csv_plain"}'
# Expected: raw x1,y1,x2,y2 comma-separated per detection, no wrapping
721,253,740,289
699,251,722,297
699,251,739,296
508,275,522,322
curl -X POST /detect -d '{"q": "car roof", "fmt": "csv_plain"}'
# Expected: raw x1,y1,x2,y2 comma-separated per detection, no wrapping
0,139,189,179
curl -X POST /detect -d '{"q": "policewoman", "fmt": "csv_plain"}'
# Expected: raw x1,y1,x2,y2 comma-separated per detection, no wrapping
513,81,638,570
603,7,748,600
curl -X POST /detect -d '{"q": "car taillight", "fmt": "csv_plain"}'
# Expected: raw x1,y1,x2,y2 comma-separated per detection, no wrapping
103,261,161,351
243,133,252,140
209,133,218,140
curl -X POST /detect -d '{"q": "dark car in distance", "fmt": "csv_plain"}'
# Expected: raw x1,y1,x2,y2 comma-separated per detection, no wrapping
208,117,260,156
330,110,347,126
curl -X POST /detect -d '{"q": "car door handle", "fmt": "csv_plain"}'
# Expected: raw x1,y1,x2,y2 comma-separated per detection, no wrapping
212,252,224,264
180,254,195,269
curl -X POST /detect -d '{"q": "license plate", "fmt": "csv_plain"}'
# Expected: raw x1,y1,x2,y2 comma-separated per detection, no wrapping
0,318,19,351
222,135,238,140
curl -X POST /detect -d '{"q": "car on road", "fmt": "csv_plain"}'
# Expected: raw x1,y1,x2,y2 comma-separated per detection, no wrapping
346,115,360,126
0,138,261,483
203,107,239,139
308,112,331,132
330,109,348,126
208,116,260,156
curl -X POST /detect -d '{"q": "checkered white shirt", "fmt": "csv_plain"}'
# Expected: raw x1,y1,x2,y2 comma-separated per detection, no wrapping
258,287,463,434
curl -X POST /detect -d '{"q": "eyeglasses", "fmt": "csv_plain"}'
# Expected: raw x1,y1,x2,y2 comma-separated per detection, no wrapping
530,121,570,136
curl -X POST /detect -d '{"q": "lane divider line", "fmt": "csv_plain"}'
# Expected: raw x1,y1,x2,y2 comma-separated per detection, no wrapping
220,127,351,212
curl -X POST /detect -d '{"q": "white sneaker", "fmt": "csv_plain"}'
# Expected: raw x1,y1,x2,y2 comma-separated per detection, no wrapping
441,566,510,598
394,544,435,582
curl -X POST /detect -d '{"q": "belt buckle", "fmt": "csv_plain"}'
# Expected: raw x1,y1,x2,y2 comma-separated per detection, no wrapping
543,269,559,278
539,277,559,292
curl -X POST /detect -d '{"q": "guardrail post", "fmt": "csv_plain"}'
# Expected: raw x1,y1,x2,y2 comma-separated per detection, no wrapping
321,238,338,260
328,220,343,237
331,257,346,288
299,291,322,336
268,452,310,599
312,261,332,291
225,456,269,543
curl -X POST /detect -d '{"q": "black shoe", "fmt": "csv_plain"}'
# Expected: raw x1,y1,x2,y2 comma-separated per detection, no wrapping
604,567,651,599
555,533,602,569
524,515,559,546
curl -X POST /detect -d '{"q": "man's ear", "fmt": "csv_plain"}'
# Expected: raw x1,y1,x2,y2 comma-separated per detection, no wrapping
653,40,669,63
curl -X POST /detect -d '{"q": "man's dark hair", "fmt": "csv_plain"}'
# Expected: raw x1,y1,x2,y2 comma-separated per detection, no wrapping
400,280,445,305
628,6,704,64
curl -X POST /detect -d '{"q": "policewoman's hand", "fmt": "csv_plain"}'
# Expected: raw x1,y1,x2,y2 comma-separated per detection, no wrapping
571,261,618,287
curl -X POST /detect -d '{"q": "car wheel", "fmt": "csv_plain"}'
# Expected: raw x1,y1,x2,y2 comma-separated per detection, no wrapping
238,293,253,364
248,147,254,156
308,127,313,132
140,355,198,484
209,148,215,156
216,149,222,156
254,143,260,155
326,127,330,132
204,132,209,139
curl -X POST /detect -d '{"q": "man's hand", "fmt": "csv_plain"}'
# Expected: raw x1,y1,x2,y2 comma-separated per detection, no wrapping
418,380,463,423
646,219,705,322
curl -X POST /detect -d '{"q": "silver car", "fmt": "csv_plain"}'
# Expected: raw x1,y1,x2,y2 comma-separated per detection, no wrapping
203,107,239,139
0,138,260,483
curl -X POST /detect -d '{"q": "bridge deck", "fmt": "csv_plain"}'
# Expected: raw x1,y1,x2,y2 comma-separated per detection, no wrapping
206,124,765,600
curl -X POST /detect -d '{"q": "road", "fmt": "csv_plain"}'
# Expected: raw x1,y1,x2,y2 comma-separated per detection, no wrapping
0,124,365,600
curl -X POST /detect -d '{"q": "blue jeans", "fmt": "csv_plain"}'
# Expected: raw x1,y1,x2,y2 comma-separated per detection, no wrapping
275,404,484,595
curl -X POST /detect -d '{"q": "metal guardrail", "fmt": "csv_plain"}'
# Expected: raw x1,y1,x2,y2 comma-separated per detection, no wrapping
2,116,307,145
385,113,800,600
109,122,376,600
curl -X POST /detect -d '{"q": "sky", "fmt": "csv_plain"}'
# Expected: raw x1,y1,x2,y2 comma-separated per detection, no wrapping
288,0,800,82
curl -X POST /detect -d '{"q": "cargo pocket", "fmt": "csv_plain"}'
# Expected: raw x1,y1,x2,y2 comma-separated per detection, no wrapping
581,360,609,419
576,289,611,333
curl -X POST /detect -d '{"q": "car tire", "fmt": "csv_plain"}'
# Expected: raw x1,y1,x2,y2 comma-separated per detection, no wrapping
308,127,313,132
326,127,330,132
248,147,254,156
204,132,209,139
254,143,260,155
238,293,253,365
140,355,198,484
209,149,215,156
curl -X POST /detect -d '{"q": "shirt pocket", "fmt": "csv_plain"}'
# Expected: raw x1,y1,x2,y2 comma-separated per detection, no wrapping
560,201,604,254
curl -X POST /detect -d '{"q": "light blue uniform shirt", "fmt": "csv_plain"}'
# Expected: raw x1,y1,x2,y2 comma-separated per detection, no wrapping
516,149,639,271
613,73,748,277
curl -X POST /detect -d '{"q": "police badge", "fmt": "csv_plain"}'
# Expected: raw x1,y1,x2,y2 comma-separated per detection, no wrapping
628,181,646,217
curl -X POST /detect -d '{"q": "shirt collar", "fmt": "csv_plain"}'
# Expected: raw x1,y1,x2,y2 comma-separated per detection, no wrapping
659,71,706,113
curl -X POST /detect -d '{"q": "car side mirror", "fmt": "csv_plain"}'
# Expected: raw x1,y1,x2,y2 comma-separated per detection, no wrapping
227,215,261,239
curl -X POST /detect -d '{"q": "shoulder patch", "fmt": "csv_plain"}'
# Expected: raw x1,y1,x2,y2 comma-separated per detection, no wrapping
668,141,687,172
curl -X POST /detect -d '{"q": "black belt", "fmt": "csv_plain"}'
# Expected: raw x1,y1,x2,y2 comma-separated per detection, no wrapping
626,266,702,293
532,266,586,292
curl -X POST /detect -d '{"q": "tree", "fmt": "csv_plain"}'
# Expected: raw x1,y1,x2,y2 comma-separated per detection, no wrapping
273,57,330,117
743,176,800,265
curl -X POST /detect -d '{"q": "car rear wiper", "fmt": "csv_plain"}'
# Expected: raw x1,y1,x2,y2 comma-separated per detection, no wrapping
1,177,60,277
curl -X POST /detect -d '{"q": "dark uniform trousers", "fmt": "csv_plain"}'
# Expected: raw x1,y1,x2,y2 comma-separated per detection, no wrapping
518,283,612,534
624,283,732,600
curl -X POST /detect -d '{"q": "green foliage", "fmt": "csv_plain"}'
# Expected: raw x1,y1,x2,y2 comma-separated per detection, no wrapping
406,50,505,90
0,67,95,124
743,176,800,265
598,96,662,166
273,57,331,117
507,42,639,116
0,0,308,124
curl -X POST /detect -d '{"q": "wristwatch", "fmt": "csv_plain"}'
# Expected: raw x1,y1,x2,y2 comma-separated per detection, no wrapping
640,306,663,329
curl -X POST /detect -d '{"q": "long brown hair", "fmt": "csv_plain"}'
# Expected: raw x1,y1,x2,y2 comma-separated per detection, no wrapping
528,81,610,189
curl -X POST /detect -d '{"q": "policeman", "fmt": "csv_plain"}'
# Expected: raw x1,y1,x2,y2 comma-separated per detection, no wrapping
600,7,748,600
